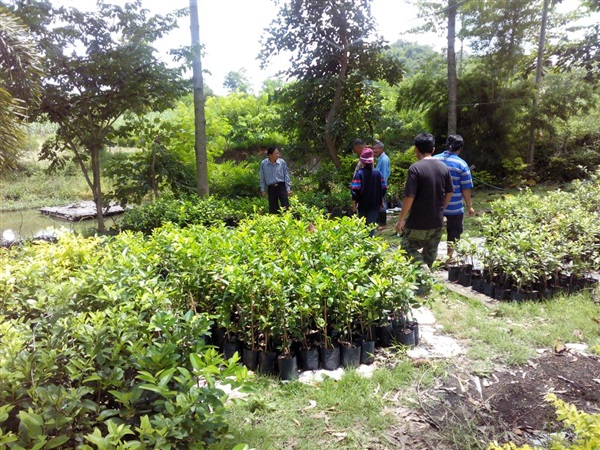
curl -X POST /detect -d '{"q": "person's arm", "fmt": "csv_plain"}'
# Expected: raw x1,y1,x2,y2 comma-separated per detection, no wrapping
381,175,387,208
396,196,414,232
259,161,266,197
443,192,453,209
283,161,292,195
350,172,362,213
462,189,475,215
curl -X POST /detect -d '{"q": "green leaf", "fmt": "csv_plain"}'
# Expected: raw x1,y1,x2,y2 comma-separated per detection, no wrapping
46,435,70,449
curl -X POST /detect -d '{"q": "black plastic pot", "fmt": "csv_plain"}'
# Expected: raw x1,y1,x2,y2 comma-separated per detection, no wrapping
360,340,376,365
340,344,361,368
493,286,510,301
258,351,278,375
448,266,460,282
319,346,340,370
408,321,420,346
483,280,496,297
223,341,242,360
278,355,299,381
242,348,259,371
471,276,484,293
299,348,320,371
395,328,415,348
458,270,472,287
376,324,394,348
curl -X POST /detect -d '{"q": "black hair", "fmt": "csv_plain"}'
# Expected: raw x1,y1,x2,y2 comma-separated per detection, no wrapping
267,146,278,156
414,132,435,154
446,134,464,152
352,138,365,147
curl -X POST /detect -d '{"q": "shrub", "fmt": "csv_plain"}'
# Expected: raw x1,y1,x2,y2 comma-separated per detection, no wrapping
0,233,246,449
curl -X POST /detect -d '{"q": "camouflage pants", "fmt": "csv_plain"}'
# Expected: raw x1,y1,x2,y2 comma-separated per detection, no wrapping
400,227,444,270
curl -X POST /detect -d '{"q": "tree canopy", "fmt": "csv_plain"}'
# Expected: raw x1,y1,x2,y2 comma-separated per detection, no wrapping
260,0,403,167
3,0,188,231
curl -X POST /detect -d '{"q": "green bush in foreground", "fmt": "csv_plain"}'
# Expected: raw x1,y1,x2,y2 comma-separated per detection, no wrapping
0,233,246,449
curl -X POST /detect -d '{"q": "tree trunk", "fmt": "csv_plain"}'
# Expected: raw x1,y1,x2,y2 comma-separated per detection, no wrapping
447,0,458,136
91,146,105,233
526,0,550,167
324,33,348,169
190,0,209,197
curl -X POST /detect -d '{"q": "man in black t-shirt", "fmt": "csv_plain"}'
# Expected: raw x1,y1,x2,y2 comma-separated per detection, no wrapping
396,133,454,269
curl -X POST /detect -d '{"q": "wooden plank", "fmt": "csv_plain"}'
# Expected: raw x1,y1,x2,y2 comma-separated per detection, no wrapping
39,201,125,221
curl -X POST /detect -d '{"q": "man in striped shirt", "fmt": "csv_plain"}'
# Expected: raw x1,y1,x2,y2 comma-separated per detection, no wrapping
433,134,475,261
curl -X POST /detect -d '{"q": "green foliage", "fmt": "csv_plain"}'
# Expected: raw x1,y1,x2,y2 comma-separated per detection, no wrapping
5,0,187,230
208,160,260,199
468,171,600,291
118,195,261,234
260,0,403,164
147,205,426,352
0,232,247,448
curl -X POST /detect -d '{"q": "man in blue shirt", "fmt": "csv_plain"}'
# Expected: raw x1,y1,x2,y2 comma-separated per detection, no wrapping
373,140,390,226
433,134,475,261
260,146,292,214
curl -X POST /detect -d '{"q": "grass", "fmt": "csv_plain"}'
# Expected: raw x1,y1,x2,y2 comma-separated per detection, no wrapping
209,359,445,450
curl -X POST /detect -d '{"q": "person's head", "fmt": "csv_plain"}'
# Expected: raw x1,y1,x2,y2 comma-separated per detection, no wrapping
372,140,384,157
414,132,435,156
267,146,280,161
352,138,365,156
445,134,464,153
359,148,374,166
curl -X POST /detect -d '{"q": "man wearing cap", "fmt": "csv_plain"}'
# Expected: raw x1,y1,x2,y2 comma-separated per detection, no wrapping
351,148,387,237
260,146,292,214
396,133,454,270
433,134,475,262
373,140,390,226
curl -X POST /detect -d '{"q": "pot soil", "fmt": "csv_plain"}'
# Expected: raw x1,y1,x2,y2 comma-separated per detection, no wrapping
278,355,299,381
258,350,278,375
360,340,375,365
319,346,340,370
242,348,259,371
299,347,320,371
340,344,361,368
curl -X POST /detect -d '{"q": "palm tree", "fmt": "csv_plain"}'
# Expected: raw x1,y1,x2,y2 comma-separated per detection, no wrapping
0,11,41,171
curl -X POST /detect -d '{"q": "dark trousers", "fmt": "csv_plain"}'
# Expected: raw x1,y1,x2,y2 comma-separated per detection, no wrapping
358,209,379,237
267,183,289,214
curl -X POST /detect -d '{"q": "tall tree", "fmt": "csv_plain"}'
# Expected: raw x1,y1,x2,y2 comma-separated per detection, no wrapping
0,10,41,171
260,0,402,168
190,0,208,197
447,0,458,135
526,0,550,166
4,0,187,231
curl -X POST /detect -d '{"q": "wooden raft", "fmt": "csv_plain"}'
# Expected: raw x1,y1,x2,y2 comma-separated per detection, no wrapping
40,201,125,221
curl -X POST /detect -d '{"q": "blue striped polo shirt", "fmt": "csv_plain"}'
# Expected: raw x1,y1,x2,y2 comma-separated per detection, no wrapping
433,151,474,216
